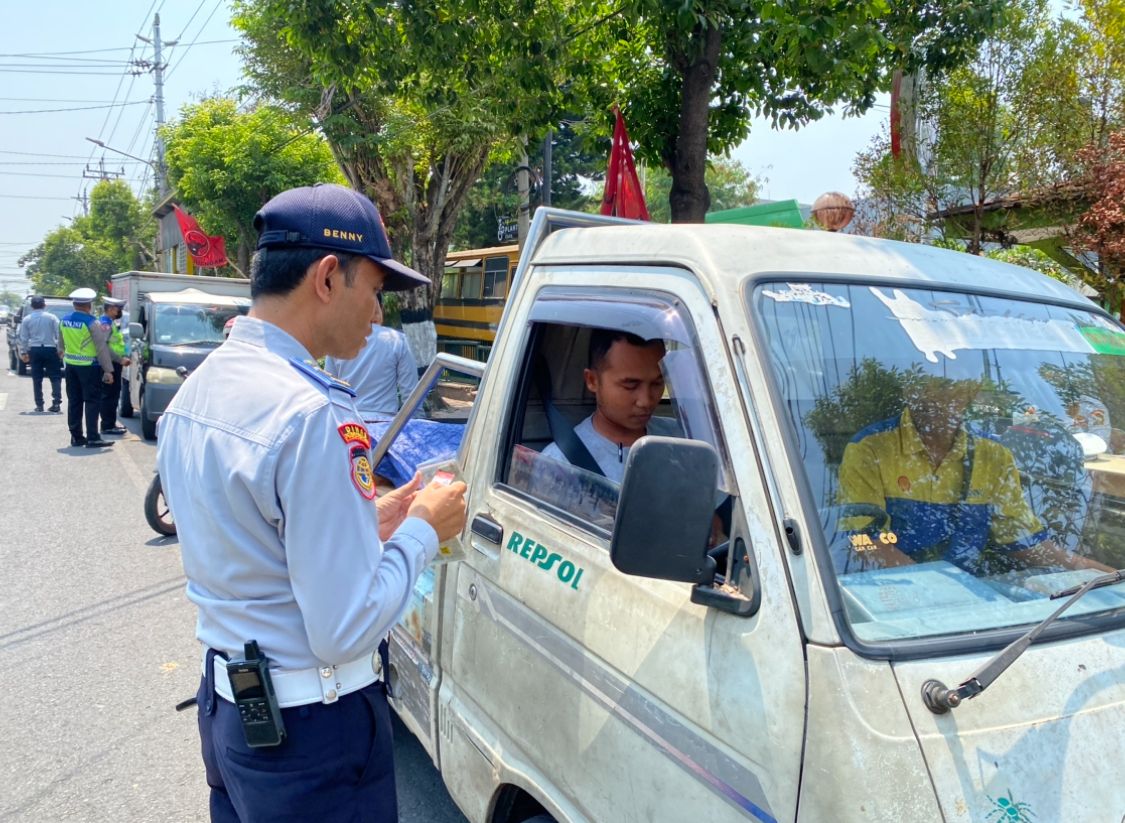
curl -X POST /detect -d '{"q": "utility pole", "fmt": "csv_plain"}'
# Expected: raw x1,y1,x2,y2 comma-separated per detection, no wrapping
72,189,89,216
83,156,124,182
542,129,553,208
136,13,177,196
517,136,530,250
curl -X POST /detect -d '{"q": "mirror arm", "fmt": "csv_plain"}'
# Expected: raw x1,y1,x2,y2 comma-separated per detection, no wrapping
690,537,760,618
690,583,755,616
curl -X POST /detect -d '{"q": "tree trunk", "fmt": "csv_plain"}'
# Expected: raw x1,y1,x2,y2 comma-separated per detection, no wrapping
399,240,440,368
235,225,252,278
398,145,491,368
669,21,722,224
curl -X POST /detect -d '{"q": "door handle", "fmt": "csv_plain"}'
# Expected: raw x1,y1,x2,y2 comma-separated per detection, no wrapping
471,514,503,545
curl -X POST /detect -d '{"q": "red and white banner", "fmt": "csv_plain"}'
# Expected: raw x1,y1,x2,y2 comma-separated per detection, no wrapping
601,107,650,221
172,205,228,269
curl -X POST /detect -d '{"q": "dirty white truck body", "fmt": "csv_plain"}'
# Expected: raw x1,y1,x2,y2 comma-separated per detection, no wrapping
381,210,1125,823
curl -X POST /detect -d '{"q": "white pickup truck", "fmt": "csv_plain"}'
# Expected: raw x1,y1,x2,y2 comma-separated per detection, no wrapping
376,209,1125,823
110,271,250,439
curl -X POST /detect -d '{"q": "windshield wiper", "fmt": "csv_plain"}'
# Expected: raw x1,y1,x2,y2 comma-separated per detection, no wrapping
921,568,1125,714
173,340,220,347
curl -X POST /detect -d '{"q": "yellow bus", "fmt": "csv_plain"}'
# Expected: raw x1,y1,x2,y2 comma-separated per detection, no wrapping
434,244,519,362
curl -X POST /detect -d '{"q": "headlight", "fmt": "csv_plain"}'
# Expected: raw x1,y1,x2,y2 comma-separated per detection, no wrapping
147,366,185,385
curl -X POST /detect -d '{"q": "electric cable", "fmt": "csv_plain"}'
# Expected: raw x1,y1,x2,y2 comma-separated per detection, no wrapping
0,101,150,115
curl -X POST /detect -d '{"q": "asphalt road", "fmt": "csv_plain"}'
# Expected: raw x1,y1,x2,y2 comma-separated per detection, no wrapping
0,339,468,823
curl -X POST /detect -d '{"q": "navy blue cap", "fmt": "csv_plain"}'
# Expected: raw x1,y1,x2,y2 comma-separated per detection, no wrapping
253,183,429,292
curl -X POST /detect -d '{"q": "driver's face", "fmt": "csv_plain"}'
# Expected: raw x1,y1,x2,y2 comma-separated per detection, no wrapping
584,339,666,435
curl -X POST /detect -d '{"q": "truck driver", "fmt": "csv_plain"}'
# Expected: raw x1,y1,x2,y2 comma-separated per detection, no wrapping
541,328,680,481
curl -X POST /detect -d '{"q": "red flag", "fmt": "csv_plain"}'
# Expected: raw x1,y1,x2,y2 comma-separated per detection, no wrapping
172,205,229,269
601,107,650,221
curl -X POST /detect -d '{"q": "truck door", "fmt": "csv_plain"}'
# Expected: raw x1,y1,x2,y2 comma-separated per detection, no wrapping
444,268,807,823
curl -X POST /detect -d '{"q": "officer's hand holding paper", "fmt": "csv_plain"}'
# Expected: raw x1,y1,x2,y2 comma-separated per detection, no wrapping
408,474,468,546
375,470,423,541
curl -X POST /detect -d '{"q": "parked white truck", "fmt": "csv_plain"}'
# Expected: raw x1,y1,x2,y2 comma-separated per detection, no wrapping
111,271,250,439
376,209,1125,823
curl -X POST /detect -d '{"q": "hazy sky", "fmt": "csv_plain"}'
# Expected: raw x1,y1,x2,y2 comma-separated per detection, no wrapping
0,1,897,293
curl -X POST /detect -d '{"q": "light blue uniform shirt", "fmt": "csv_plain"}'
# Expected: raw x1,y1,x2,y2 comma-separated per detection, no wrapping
18,309,60,353
325,326,419,418
156,316,438,671
542,414,682,483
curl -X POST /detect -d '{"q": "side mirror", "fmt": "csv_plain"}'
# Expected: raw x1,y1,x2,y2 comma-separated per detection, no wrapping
129,322,144,339
610,436,718,584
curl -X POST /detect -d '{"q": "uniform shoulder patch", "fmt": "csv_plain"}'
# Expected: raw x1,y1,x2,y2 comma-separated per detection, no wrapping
288,357,357,396
339,422,377,499
338,422,372,449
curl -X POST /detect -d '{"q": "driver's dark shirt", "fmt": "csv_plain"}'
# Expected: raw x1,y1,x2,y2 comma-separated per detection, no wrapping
837,407,1047,566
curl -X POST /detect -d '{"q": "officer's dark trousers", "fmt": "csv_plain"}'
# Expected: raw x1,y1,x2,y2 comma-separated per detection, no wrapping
197,649,398,823
28,347,62,409
64,363,103,440
100,361,123,429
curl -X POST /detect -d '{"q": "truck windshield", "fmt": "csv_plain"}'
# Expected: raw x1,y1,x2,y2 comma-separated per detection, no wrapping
153,303,247,346
750,281,1125,643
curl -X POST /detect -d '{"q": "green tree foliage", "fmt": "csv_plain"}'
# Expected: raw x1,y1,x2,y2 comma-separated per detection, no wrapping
583,156,761,223
853,0,1051,254
452,124,605,250
19,179,156,296
265,0,998,225
853,0,1122,275
162,97,343,275
803,358,906,466
641,157,760,224
234,0,505,360
0,292,21,310
608,0,1002,223
20,226,119,297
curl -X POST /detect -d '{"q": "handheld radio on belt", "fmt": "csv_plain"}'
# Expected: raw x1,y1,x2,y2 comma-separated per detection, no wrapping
227,640,287,748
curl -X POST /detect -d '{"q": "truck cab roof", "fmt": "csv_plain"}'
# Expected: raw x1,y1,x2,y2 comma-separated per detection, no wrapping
146,288,251,308
532,224,1092,310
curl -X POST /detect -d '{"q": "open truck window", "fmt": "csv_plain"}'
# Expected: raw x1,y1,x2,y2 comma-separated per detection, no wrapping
498,288,733,539
750,280,1125,643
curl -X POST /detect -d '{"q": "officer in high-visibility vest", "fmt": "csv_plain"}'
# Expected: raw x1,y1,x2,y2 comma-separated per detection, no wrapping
59,288,115,448
98,296,131,436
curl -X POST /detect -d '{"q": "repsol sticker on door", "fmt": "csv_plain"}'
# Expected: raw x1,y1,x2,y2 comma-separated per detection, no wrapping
506,531,585,591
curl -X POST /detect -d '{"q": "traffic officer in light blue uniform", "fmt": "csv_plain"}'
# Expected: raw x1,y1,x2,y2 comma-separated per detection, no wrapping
157,183,467,823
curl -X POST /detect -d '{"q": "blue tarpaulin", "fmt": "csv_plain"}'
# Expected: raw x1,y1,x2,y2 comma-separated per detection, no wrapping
365,418,467,487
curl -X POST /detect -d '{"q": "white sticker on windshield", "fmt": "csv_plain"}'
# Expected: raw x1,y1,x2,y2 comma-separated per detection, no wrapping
871,288,1094,362
762,283,850,308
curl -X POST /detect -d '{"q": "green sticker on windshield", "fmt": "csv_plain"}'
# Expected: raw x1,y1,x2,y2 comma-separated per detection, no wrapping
1079,326,1125,355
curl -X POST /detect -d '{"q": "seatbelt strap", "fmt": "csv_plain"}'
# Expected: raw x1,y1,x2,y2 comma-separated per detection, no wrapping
533,357,606,477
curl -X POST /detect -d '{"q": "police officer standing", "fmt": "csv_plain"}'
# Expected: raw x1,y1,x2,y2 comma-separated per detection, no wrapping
98,296,130,436
18,295,63,413
156,183,467,823
59,288,115,448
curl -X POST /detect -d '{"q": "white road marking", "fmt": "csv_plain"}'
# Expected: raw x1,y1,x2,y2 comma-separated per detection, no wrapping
0,393,7,410
114,440,151,495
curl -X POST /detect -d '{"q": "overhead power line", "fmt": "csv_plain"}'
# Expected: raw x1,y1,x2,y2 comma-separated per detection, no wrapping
165,0,226,81
0,47,135,57
0,98,130,104
0,150,107,159
0,100,151,115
